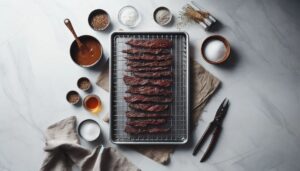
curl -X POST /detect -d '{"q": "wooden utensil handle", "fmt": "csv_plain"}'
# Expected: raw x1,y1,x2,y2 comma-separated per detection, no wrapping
64,18,83,47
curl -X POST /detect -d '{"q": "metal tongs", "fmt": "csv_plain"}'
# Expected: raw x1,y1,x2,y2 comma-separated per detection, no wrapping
193,98,229,162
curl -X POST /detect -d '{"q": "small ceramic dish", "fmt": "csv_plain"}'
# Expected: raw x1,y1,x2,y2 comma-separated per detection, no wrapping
78,119,101,142
153,7,172,26
66,90,81,105
77,77,91,91
88,9,110,31
201,35,231,64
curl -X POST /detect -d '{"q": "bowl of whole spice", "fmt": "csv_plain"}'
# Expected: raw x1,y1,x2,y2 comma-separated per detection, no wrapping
88,9,110,31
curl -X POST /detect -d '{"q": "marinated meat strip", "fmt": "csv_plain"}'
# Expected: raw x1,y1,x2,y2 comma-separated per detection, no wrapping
126,86,172,96
123,76,172,87
133,71,172,78
126,39,173,49
127,60,172,67
126,66,169,72
129,103,169,112
126,67,169,72
124,95,173,103
126,119,166,127
126,111,170,118
125,55,172,61
125,125,170,134
122,48,169,55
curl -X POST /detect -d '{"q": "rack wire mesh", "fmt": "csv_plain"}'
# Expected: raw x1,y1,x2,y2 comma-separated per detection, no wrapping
110,32,189,144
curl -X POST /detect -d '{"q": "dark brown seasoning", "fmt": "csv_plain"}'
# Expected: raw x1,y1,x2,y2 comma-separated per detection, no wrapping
133,71,172,78
126,111,170,118
124,95,173,103
126,86,172,96
122,48,169,55
125,55,172,61
126,39,173,49
125,125,170,134
126,119,166,127
129,103,169,112
126,66,169,72
127,59,172,67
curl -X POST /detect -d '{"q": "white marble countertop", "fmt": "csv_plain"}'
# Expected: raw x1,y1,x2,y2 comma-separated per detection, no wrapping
1,0,300,170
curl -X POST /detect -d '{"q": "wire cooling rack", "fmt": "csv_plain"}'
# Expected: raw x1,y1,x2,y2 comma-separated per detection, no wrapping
110,32,189,144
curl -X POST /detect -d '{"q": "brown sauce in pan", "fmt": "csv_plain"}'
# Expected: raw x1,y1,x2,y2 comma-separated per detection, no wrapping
71,36,102,66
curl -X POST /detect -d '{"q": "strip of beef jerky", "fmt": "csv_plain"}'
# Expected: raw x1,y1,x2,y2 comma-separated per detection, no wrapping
125,55,172,61
127,60,172,67
124,95,173,103
126,66,169,72
122,48,169,55
126,86,172,96
126,119,166,127
123,76,172,87
133,71,172,78
126,111,170,118
125,125,170,134
129,103,169,112
126,39,173,49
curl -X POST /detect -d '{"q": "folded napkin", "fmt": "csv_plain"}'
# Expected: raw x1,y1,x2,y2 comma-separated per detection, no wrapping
97,60,220,164
97,60,109,92
40,116,140,171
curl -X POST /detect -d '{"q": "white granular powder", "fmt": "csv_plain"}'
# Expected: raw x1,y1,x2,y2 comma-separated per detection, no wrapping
79,120,100,141
204,40,226,62
119,6,139,27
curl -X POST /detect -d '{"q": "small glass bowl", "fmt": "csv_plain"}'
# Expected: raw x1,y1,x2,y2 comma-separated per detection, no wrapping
118,5,141,28
83,94,102,114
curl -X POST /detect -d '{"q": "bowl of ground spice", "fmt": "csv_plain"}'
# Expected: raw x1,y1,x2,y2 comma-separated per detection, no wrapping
77,77,91,91
66,90,81,105
153,7,172,26
88,9,110,31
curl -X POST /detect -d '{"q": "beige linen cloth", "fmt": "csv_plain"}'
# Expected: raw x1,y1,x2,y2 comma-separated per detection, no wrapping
40,116,141,171
97,59,220,164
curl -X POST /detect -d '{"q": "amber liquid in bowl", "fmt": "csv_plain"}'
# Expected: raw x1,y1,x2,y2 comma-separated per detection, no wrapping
84,95,102,114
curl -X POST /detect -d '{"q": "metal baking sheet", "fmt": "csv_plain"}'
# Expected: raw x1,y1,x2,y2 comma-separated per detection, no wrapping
110,32,189,144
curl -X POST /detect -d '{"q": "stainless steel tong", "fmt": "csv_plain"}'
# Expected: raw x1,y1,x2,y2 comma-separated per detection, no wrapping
193,98,229,162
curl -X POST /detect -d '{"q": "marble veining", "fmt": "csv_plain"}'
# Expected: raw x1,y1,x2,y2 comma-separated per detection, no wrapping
1,0,300,170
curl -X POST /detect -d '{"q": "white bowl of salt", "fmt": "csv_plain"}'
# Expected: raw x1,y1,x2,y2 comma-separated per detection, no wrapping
201,35,230,64
78,119,101,142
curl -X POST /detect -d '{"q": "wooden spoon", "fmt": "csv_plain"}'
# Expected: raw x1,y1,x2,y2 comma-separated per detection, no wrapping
64,18,90,52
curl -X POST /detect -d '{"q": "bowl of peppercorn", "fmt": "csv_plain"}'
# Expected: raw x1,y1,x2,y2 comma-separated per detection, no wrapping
88,9,110,31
